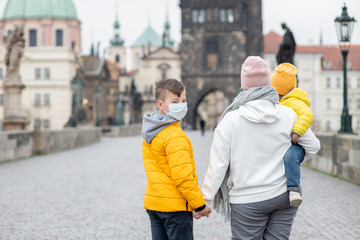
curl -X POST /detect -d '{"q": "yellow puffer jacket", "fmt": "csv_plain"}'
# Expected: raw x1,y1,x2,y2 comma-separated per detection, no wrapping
142,122,205,212
280,88,313,136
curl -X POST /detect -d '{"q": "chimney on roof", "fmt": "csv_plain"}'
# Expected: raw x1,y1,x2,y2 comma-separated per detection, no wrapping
320,28,323,46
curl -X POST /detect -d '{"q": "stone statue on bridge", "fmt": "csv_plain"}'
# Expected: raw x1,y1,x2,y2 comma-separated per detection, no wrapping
4,27,25,81
2,27,28,130
276,23,296,65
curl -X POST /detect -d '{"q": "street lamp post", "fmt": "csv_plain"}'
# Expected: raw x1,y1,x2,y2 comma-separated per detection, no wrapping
95,86,100,126
335,3,356,134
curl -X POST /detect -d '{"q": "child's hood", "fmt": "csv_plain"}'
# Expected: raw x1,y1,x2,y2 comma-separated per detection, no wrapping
281,88,310,107
142,111,178,144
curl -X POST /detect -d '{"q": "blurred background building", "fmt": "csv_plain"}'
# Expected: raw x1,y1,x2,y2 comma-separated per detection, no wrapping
0,0,358,133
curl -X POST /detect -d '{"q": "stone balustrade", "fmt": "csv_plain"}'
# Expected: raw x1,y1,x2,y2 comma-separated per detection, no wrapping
304,133,360,185
1,127,359,185
0,127,101,163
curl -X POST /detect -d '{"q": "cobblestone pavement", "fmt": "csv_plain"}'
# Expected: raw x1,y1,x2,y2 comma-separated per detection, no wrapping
0,131,359,240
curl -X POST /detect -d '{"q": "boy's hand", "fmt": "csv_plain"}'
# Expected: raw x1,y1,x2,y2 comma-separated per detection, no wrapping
291,132,300,144
192,210,202,220
195,206,212,218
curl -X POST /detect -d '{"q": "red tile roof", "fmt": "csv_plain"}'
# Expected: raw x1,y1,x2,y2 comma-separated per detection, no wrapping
264,31,360,70
264,31,283,53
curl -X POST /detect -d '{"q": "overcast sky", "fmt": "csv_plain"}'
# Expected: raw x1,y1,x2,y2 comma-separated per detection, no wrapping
0,0,359,67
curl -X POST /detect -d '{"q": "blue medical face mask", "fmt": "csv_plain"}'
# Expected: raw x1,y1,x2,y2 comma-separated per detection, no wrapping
163,102,188,120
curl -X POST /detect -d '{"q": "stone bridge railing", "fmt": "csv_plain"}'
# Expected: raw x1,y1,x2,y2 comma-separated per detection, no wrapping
1,127,359,185
305,133,360,185
0,127,101,163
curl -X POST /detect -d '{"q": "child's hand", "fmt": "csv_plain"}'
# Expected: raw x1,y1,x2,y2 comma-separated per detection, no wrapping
192,210,202,220
196,206,212,218
291,132,300,144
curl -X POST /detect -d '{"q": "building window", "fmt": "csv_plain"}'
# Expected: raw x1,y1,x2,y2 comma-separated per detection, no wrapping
0,68,3,79
357,99,360,110
220,9,234,23
135,53,140,67
0,94,3,106
44,68,50,79
326,98,331,110
227,9,234,23
205,38,219,71
348,98,352,110
43,119,50,129
35,94,41,106
336,77,341,88
357,78,360,88
219,9,226,22
115,54,120,63
347,62,351,70
34,119,41,130
326,121,331,132
326,77,331,88
323,61,332,70
35,68,41,79
192,9,206,23
347,78,351,88
357,120,360,130
44,94,50,106
56,29,63,47
29,29,37,47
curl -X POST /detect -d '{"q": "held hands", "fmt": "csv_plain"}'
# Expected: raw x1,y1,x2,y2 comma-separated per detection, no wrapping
193,206,212,219
291,132,300,144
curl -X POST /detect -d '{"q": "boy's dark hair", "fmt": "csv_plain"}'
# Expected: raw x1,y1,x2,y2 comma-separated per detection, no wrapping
155,78,185,100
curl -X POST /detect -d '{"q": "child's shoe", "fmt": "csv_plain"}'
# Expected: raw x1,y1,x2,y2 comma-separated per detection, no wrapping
289,191,302,206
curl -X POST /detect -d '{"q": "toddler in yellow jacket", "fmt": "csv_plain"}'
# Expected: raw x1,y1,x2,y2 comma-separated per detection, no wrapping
271,63,314,207
141,78,211,240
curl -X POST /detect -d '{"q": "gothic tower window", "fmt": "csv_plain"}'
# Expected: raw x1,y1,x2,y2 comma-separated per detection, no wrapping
115,54,120,63
192,9,206,23
220,9,234,23
205,38,219,70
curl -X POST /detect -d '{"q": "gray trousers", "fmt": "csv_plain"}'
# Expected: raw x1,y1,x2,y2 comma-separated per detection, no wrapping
230,191,298,240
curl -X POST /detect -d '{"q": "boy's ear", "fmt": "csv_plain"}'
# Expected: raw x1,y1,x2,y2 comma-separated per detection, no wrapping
156,100,162,110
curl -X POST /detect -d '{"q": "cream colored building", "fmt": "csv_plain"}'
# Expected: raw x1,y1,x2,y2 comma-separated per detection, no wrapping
0,0,80,131
118,15,180,125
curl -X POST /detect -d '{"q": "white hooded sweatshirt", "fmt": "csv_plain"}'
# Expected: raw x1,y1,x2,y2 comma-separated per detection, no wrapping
201,100,321,205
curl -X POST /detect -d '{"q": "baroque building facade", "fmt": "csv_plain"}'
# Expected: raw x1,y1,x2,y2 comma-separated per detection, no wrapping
0,0,80,130
179,0,263,128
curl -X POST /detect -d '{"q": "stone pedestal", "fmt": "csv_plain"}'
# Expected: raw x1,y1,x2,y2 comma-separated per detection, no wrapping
3,78,29,131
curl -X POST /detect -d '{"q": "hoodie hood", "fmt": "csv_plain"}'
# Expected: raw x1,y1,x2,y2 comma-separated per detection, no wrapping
142,111,178,143
239,100,280,124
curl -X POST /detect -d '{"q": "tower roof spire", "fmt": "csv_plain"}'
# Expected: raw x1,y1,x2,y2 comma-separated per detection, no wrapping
110,0,124,46
162,0,174,47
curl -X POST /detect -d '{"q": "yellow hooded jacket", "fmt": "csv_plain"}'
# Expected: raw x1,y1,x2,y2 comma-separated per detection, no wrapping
280,88,313,136
142,121,205,212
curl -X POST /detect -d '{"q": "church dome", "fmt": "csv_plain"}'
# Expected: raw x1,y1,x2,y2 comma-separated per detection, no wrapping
2,0,77,20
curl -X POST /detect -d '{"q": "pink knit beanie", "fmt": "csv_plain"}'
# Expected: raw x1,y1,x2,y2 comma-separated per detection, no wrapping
241,56,271,90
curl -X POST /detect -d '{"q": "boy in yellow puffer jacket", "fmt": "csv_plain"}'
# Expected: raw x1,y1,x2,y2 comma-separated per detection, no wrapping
271,63,313,207
141,78,212,240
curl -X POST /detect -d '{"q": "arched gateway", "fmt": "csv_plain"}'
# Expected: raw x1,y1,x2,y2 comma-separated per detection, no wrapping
180,0,263,129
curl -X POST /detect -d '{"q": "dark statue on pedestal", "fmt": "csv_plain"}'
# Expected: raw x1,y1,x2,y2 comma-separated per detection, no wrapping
129,79,143,124
276,23,296,64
